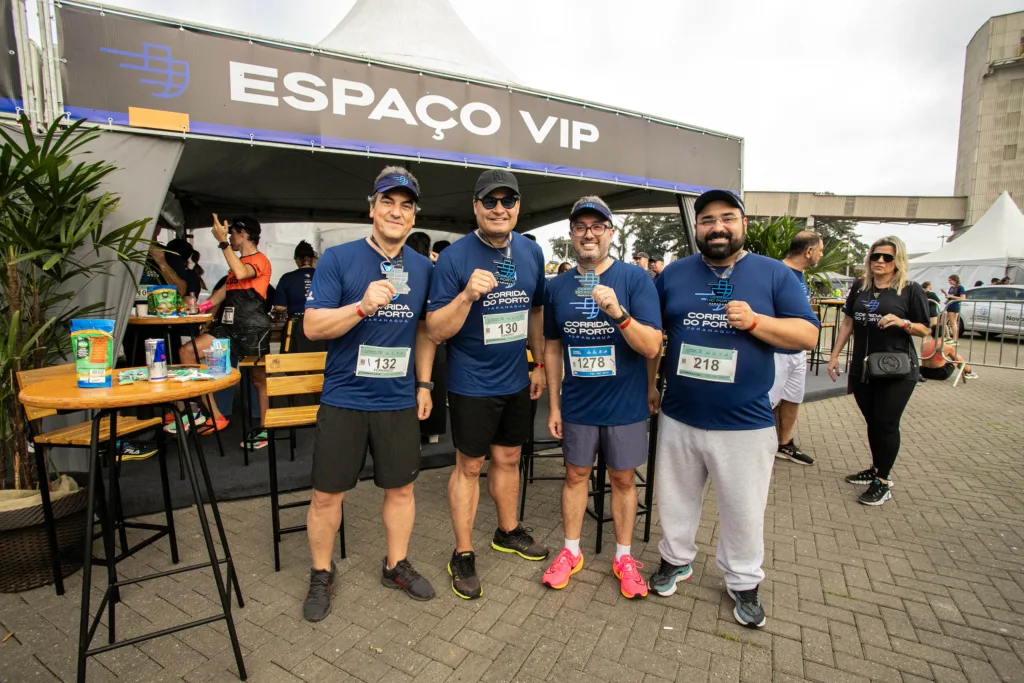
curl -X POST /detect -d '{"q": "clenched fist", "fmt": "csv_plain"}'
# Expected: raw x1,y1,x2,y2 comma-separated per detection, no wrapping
461,269,498,303
360,279,397,317
724,300,757,331
591,284,623,319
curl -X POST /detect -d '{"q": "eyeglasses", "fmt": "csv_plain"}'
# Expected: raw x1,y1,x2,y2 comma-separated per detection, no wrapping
870,253,895,263
570,222,610,237
697,214,741,228
478,195,519,210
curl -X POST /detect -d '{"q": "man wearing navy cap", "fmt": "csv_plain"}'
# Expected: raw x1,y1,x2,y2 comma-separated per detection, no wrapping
647,189,820,629
540,196,663,598
301,166,438,619
428,169,549,600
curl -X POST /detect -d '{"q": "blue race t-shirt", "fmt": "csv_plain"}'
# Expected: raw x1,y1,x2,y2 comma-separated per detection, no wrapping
657,253,820,431
544,260,662,426
428,232,545,397
274,267,316,316
306,239,431,411
946,284,965,312
778,266,811,356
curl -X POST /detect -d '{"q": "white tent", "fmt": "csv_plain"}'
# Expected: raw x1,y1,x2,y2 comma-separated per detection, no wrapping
909,192,1024,287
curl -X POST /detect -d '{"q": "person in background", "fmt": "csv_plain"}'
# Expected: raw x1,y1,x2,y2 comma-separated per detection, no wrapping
921,282,941,329
432,240,451,254
405,231,448,443
274,240,318,318
650,254,665,277
990,278,1001,285
557,262,572,274
524,234,537,242
192,254,207,293
920,335,978,382
944,274,966,344
405,231,432,258
1000,276,1012,285
827,236,930,506
632,252,650,273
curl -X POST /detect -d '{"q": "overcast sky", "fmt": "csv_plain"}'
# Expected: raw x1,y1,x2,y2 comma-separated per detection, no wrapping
101,0,1023,256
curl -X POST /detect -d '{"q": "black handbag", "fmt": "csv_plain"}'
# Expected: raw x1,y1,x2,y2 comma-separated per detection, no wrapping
861,287,914,382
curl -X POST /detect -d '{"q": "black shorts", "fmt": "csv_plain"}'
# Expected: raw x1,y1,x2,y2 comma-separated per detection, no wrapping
920,364,955,381
207,324,270,363
311,404,421,493
449,386,531,458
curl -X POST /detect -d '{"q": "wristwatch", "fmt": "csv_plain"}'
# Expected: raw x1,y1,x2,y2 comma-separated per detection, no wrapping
217,241,230,250
610,308,630,326
416,381,434,391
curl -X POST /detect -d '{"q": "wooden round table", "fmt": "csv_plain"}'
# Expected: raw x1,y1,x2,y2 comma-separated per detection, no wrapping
19,368,246,683
127,314,213,327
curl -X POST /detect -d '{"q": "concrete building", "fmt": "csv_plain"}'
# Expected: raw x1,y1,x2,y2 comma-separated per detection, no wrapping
955,11,1024,228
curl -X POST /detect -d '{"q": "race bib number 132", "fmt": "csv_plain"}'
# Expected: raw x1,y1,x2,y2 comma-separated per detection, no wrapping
355,345,411,378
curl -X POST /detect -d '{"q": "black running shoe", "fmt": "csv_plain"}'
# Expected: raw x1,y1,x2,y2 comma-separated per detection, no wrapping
776,440,814,466
858,479,892,506
491,526,549,561
117,440,157,461
448,550,482,599
845,467,877,485
727,586,767,628
382,557,435,601
302,561,336,622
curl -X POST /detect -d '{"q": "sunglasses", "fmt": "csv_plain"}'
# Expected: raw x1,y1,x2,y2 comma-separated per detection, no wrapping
478,195,519,210
870,252,895,263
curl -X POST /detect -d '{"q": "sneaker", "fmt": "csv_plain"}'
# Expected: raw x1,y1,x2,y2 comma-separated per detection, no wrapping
613,555,648,599
117,440,157,461
541,548,583,590
381,557,435,601
845,467,877,485
240,429,268,450
858,478,892,506
776,440,814,466
491,526,549,561
964,371,979,379
649,558,692,597
302,561,336,622
195,416,230,436
447,550,482,599
727,586,766,628
164,408,206,434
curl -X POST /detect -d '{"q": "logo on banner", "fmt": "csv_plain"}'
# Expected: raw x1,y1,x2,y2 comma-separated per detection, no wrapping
571,270,601,320
100,43,189,98
697,278,734,311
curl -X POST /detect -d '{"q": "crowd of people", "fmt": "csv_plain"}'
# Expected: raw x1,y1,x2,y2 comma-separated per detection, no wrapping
141,165,974,631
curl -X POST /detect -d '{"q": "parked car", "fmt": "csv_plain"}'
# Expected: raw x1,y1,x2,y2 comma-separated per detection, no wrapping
960,284,1024,337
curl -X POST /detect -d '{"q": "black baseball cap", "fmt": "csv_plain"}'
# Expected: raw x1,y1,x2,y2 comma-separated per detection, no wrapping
164,238,194,262
475,169,519,199
230,217,261,241
693,189,744,217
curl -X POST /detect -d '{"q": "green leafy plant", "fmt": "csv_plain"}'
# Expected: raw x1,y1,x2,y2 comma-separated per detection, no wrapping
0,116,151,489
745,215,855,292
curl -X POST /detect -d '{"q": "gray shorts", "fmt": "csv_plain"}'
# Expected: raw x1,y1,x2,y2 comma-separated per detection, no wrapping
562,420,648,471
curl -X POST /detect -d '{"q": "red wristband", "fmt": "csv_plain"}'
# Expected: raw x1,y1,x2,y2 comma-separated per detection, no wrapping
618,316,632,330
748,313,759,331
356,304,366,319
534,362,544,370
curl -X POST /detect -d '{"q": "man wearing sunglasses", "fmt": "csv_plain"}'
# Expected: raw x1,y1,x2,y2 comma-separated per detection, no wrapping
540,196,663,598
427,169,549,599
647,189,819,629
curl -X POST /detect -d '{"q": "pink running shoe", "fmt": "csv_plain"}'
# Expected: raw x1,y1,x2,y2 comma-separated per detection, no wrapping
613,555,648,599
542,548,583,590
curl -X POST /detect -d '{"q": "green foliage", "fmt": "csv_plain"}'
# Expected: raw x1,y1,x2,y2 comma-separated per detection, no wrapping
619,213,687,260
548,236,574,264
0,116,151,489
814,218,867,266
745,215,855,292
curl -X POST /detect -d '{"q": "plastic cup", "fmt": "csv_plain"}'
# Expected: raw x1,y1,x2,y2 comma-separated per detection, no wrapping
136,303,148,316
203,347,229,377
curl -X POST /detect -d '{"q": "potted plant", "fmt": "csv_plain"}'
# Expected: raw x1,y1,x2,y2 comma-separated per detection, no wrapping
0,116,150,592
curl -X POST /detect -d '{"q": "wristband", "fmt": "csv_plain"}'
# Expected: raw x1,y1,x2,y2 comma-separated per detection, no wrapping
748,313,759,331
618,316,632,330
356,304,367,319
903,319,911,332
217,241,230,250
534,362,544,369
416,381,434,391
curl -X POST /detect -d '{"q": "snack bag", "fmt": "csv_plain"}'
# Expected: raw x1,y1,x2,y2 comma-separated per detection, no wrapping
148,285,182,317
71,318,115,388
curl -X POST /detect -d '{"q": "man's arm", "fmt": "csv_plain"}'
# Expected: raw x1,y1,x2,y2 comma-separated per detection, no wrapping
528,306,546,399
148,245,189,296
221,244,257,281
544,338,563,438
590,284,662,359
647,354,662,414
305,280,396,341
750,314,819,351
414,321,436,421
426,268,497,342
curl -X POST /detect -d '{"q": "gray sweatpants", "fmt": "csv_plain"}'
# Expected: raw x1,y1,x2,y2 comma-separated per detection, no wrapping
655,414,776,590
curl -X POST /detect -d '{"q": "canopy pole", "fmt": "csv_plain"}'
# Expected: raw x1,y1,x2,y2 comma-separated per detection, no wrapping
675,193,697,257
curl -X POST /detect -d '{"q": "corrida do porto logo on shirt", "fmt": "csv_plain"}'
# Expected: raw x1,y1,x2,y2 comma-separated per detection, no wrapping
698,278,734,312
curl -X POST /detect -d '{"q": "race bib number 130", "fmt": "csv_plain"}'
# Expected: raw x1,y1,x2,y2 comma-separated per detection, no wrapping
676,344,737,383
483,310,528,345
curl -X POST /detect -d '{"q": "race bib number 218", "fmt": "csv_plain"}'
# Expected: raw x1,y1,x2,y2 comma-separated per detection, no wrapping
676,344,737,383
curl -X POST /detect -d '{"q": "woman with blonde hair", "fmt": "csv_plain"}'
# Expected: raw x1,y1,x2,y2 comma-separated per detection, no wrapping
827,237,930,505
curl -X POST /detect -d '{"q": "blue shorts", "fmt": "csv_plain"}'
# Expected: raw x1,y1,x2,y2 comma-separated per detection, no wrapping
562,420,648,471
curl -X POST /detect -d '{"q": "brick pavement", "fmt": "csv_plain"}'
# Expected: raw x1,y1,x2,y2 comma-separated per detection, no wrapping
2,367,1023,683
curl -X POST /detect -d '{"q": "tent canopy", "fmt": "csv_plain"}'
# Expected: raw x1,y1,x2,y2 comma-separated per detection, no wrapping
909,192,1024,286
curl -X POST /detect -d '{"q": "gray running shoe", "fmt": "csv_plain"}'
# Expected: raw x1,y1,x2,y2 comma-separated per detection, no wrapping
448,550,482,599
649,558,693,597
381,558,435,601
302,561,336,622
728,586,766,628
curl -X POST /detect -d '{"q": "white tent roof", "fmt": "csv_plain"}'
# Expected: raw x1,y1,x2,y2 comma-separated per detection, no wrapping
910,192,1024,268
318,0,518,84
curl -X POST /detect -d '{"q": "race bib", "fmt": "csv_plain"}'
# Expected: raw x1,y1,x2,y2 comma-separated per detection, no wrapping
355,345,411,378
676,344,737,383
483,310,528,345
222,307,235,325
568,345,616,377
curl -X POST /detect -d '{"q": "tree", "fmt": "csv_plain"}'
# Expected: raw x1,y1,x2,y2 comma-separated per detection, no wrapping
549,236,574,263
814,218,867,270
745,215,855,292
619,213,687,260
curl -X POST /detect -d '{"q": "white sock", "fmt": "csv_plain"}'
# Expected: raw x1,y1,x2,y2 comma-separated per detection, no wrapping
564,538,580,557
615,544,631,561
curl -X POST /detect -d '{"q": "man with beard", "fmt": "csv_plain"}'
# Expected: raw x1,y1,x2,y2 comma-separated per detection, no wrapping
646,190,819,628
540,197,662,598
427,169,548,599
770,231,823,466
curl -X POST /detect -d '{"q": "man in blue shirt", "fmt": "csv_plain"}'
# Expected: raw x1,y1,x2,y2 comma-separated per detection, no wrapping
647,190,819,629
273,240,317,318
427,169,549,599
540,196,663,599
770,231,823,466
301,167,438,620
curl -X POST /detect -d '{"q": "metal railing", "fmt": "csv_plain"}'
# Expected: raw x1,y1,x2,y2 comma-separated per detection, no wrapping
947,298,1024,370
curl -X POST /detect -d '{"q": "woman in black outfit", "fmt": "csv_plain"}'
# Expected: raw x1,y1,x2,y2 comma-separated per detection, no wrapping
827,236,930,506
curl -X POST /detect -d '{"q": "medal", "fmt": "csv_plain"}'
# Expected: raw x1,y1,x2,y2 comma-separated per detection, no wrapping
478,229,517,287
371,235,410,297
571,268,601,320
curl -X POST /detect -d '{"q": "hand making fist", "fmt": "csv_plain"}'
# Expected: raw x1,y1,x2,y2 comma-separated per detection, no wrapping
461,269,498,303
725,300,757,331
211,213,230,244
591,285,623,319
359,280,397,317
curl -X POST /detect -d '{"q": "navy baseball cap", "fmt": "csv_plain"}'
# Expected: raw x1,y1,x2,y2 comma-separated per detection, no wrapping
569,197,613,222
693,189,744,216
374,171,419,200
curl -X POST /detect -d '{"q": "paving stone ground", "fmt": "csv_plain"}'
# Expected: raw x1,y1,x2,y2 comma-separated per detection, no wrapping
2,367,1023,683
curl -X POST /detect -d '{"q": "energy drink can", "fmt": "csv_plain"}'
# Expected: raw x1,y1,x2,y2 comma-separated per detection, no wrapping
145,338,168,382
